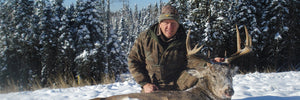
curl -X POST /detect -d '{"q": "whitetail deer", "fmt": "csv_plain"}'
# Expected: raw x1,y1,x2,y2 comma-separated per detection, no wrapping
92,25,252,100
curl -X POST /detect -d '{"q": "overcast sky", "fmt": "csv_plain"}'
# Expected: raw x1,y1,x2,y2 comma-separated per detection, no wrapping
63,0,169,11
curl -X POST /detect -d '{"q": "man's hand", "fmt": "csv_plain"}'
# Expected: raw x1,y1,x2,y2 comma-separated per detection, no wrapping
213,57,225,63
143,83,159,93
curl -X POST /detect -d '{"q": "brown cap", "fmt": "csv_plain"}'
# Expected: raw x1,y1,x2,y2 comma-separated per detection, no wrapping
158,4,179,23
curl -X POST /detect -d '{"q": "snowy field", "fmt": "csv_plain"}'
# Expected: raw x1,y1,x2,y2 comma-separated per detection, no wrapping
0,71,299,100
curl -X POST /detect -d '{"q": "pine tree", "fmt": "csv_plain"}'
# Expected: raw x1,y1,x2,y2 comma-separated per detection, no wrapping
56,4,76,75
259,0,290,70
140,4,156,31
106,17,123,81
116,16,128,71
0,0,15,88
30,0,44,80
230,0,261,71
5,0,35,87
175,0,189,22
48,0,68,76
132,4,140,40
186,0,210,47
106,23,124,81
74,0,105,81
210,0,232,57
38,1,61,85
286,0,300,69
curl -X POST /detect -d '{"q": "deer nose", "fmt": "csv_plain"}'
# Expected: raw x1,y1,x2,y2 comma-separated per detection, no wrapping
225,88,234,97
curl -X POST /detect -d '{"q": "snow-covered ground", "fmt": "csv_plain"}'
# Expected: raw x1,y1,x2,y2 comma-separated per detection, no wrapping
0,71,299,100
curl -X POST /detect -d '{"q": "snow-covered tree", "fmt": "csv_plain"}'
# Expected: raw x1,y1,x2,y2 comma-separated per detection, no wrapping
115,16,128,71
204,0,232,57
2,0,36,87
185,0,210,47
131,4,141,40
259,0,291,70
56,4,76,75
0,0,15,88
74,0,106,81
229,0,261,71
39,1,59,85
285,0,300,68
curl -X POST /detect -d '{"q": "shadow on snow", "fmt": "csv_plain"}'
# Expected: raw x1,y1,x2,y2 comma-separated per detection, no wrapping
237,96,300,100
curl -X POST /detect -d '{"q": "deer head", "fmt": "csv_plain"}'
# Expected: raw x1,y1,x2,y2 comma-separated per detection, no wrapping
185,25,252,99
187,64,239,99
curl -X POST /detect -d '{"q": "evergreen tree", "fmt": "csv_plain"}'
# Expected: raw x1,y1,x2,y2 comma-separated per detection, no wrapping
106,23,124,81
260,0,290,70
140,4,156,31
39,2,59,85
50,0,68,76
186,0,210,47
230,0,260,71
286,0,300,69
175,0,189,22
74,0,105,81
207,0,232,57
5,0,35,87
132,4,141,39
30,0,44,81
116,16,128,71
56,4,76,75
0,0,15,88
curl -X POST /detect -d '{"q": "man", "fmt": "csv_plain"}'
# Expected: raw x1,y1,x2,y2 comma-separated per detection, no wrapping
128,4,224,93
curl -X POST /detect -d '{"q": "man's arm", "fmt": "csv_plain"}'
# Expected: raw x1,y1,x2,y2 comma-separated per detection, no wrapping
128,34,151,87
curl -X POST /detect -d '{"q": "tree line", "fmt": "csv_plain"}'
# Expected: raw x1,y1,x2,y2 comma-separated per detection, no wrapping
0,0,299,91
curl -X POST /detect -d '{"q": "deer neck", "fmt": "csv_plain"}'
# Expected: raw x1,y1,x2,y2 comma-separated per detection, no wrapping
187,77,221,100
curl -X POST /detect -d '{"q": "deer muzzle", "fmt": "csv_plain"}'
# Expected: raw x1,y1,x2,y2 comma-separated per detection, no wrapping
224,88,234,98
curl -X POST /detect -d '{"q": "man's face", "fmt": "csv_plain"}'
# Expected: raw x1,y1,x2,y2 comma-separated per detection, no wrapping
159,19,179,39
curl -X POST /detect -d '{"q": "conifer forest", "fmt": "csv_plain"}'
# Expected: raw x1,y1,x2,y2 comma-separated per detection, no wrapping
0,0,299,91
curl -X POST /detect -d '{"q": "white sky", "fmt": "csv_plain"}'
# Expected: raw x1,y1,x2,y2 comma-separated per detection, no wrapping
63,0,170,11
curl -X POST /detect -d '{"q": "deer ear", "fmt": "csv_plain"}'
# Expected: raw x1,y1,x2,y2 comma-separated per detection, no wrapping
232,66,239,75
187,69,203,78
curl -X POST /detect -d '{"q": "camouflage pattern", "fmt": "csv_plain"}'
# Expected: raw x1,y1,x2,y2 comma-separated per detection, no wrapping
158,4,179,22
176,70,198,90
128,23,187,90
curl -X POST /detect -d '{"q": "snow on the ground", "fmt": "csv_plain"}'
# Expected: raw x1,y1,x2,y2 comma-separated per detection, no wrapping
0,71,299,100
233,71,300,100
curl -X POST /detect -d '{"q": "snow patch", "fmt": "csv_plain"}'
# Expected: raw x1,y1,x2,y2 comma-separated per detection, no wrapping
274,32,282,40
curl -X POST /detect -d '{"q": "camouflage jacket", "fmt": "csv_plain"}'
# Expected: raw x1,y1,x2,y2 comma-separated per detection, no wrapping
128,23,188,89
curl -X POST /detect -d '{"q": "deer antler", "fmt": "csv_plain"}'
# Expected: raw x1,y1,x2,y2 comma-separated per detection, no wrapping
224,25,252,63
186,29,203,56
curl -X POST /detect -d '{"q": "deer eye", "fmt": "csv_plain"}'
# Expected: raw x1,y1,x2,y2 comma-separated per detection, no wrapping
213,75,216,79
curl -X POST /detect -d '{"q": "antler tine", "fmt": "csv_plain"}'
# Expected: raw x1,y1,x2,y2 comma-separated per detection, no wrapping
224,25,252,63
244,25,252,47
186,29,203,56
236,24,241,52
186,29,192,53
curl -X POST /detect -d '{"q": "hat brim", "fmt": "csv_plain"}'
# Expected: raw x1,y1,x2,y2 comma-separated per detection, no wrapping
158,14,179,22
